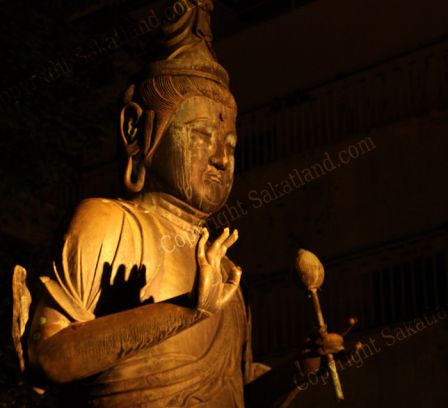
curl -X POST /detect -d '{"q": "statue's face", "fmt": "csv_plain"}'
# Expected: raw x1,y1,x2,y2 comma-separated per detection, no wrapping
149,96,237,213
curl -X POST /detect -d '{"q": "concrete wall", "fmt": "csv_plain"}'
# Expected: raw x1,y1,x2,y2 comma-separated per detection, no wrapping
215,0,448,111
225,111,448,276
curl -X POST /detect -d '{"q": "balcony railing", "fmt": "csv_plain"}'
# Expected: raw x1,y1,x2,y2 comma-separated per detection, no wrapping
236,37,448,173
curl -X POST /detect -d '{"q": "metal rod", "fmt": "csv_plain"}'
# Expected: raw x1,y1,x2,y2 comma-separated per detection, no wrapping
310,288,344,400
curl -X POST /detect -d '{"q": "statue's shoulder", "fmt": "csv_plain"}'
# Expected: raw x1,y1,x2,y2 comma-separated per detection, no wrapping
66,198,141,247
45,198,153,321
66,197,161,253
70,197,149,227
72,197,128,221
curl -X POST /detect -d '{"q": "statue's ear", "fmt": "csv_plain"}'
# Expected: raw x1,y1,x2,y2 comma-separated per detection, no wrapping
119,101,148,193
119,101,144,154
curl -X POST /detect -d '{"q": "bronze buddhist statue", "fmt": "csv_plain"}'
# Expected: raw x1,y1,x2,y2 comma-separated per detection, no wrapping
12,1,345,406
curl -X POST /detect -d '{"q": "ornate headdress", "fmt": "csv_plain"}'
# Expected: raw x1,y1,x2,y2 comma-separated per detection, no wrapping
148,0,230,88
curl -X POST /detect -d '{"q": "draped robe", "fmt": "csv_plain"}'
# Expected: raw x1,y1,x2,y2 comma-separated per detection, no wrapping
39,193,255,407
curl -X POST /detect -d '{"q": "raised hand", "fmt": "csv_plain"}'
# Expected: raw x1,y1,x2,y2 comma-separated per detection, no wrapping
196,227,242,316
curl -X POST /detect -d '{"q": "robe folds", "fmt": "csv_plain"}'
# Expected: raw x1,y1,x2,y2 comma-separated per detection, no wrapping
40,194,255,407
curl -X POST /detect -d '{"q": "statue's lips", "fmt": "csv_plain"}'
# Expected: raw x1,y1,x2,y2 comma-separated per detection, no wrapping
205,171,223,184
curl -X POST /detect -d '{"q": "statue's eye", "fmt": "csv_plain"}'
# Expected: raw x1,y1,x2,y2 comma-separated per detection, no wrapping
192,128,212,140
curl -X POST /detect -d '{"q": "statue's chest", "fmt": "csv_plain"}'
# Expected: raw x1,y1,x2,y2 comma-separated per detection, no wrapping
142,228,199,303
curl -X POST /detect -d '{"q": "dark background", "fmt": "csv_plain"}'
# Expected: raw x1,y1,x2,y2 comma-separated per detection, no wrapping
0,0,447,407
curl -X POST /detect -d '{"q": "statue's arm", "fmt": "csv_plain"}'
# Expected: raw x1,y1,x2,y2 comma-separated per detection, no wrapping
27,293,204,384
28,225,241,384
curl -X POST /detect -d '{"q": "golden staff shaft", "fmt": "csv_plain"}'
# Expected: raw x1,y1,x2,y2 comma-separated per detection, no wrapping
310,288,344,400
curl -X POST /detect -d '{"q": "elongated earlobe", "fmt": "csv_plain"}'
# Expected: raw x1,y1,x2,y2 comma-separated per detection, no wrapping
124,156,146,193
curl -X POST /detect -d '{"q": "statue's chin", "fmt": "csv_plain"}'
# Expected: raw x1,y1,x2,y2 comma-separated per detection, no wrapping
149,176,232,215
196,198,226,215
199,181,233,214
186,194,226,215
174,184,230,215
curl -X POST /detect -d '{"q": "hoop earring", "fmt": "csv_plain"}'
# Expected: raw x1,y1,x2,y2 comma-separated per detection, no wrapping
124,156,146,193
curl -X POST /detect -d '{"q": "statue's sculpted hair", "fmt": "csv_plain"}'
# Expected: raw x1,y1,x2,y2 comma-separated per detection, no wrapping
139,75,236,113
124,74,236,167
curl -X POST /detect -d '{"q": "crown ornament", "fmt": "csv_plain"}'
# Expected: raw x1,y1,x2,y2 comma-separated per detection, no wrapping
147,0,230,88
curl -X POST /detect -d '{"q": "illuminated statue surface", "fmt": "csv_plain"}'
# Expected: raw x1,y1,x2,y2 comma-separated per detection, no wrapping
12,1,344,407
25,2,257,406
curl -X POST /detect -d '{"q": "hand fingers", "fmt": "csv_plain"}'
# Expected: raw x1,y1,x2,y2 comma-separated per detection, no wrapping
208,228,239,260
215,227,231,245
221,229,239,254
228,264,242,286
197,228,209,267
208,228,230,255
219,265,242,305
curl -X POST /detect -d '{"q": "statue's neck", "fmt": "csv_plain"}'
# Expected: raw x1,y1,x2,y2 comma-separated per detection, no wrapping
135,192,209,233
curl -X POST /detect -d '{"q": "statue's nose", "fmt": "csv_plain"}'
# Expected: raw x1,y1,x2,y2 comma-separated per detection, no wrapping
209,139,228,171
